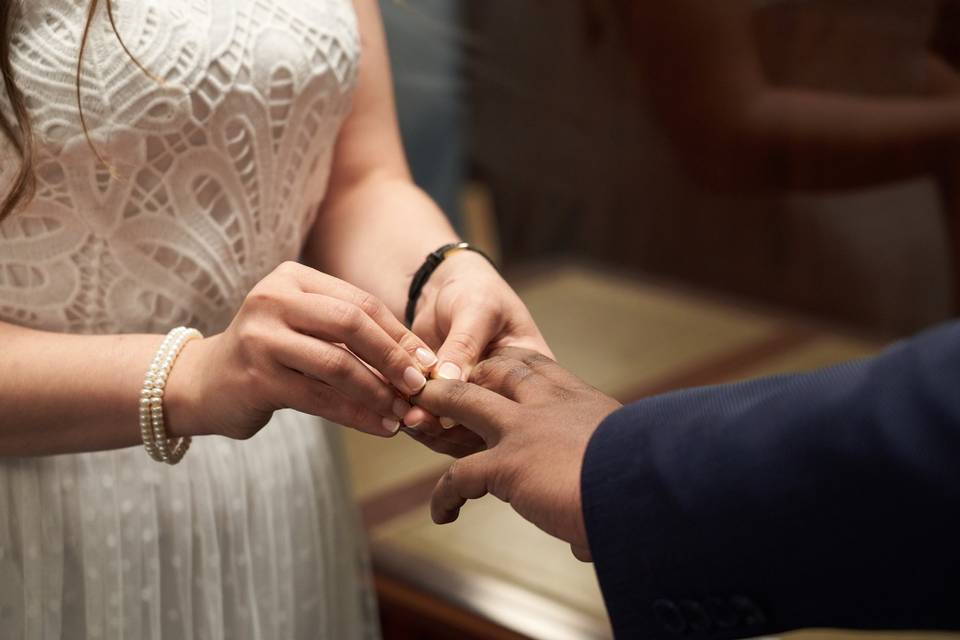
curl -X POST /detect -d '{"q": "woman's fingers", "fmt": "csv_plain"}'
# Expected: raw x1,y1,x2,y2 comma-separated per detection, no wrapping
421,305,501,430
271,367,401,437
272,331,410,423
431,453,495,524
282,292,429,395
281,262,438,385
431,305,500,382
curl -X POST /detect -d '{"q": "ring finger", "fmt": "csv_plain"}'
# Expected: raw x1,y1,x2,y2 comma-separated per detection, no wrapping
272,367,401,437
273,331,408,422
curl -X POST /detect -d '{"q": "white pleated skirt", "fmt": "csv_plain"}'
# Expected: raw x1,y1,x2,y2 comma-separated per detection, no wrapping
0,410,380,640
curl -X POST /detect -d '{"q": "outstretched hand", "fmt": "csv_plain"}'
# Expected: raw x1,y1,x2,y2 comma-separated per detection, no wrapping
412,347,622,561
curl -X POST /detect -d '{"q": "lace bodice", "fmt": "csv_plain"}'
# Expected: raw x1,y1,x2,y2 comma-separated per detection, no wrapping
0,5,378,639
0,0,360,336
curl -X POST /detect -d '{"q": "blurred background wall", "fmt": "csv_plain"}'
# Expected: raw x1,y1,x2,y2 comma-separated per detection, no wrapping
382,0,465,227
467,0,954,337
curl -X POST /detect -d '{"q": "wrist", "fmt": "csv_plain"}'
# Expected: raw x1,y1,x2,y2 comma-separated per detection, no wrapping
415,248,499,318
163,335,214,438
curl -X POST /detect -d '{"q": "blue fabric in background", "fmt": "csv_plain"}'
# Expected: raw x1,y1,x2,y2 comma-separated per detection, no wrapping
381,0,465,229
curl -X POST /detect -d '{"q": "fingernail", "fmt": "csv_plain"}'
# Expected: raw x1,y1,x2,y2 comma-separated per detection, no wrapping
404,407,427,429
403,366,427,394
382,418,401,434
415,347,438,368
436,362,462,381
440,417,457,430
393,398,411,419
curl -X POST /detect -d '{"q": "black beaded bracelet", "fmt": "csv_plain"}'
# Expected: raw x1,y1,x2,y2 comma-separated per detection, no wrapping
405,242,496,327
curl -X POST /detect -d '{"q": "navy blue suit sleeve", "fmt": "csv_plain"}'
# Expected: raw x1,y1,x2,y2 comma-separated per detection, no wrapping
582,322,960,640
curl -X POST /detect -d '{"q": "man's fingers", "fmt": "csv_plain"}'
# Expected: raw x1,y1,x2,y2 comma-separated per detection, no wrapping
400,426,486,459
488,346,588,390
571,544,593,563
431,453,494,524
401,402,487,457
414,379,516,444
433,307,500,382
469,355,552,403
402,408,445,438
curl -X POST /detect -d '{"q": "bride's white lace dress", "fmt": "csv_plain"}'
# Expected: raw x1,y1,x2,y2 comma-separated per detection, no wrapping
0,1,380,638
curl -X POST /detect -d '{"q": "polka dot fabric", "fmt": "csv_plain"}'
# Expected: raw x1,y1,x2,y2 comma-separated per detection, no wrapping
0,1,379,638
0,413,379,639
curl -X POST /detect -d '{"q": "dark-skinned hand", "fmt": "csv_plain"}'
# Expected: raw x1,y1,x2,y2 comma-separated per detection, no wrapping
412,347,622,562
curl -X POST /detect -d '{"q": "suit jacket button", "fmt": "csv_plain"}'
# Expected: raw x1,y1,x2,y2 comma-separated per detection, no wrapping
652,599,687,635
679,600,712,632
730,595,767,627
704,596,738,628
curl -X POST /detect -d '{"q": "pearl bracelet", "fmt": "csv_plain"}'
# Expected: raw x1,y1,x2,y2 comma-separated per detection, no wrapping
139,326,203,465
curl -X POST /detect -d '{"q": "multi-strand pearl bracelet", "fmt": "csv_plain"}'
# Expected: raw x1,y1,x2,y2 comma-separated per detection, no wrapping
139,326,203,465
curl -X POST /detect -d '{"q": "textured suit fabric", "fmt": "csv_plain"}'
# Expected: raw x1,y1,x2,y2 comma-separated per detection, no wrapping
582,321,960,639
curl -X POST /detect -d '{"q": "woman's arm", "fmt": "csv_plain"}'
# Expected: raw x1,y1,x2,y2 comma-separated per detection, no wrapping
0,1,479,459
0,322,170,455
304,0,551,439
629,0,960,192
0,262,441,457
302,0,459,318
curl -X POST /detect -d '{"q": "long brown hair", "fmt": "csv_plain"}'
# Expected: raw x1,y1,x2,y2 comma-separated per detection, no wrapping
0,0,149,223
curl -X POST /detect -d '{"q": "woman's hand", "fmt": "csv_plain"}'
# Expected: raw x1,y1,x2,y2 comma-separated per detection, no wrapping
401,251,552,455
413,251,552,378
166,261,438,441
